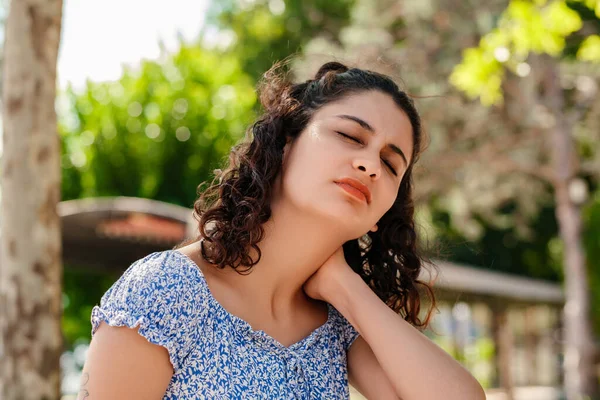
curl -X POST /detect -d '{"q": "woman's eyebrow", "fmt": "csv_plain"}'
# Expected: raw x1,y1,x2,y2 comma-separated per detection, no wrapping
336,114,375,132
335,114,408,166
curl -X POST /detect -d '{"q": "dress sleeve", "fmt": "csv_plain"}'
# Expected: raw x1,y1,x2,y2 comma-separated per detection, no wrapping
341,316,360,351
90,251,208,372
330,305,361,351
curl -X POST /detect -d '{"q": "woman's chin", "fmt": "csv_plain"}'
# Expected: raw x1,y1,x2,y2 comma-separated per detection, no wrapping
315,203,371,231
285,193,371,228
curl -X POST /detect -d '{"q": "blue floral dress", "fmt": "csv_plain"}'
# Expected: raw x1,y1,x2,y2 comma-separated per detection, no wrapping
91,250,360,399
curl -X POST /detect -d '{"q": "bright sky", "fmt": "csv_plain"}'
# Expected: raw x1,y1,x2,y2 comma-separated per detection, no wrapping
57,0,210,89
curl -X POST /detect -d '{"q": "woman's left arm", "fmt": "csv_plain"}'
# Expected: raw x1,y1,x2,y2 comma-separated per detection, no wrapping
327,270,486,400
304,248,485,400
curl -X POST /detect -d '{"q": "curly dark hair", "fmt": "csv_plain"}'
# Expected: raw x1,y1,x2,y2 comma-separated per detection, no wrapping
183,60,436,328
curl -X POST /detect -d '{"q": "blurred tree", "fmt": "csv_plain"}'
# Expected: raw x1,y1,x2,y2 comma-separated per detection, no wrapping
451,1,600,398
60,44,257,207
205,0,355,80
0,0,63,399
296,0,560,270
61,266,120,350
430,202,562,280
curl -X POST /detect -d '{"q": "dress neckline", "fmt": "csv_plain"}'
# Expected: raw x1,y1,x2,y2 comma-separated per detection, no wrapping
169,249,334,354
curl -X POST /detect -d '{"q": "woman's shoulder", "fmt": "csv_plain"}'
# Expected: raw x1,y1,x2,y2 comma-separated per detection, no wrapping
91,249,212,371
99,249,210,315
120,249,206,287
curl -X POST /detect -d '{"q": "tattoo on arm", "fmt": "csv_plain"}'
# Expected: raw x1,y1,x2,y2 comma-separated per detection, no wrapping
77,372,90,399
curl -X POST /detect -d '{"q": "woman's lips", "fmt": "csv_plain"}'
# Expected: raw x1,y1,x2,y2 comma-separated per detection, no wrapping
335,179,371,204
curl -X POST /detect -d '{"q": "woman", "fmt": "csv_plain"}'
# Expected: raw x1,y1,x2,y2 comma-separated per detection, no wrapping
80,61,486,399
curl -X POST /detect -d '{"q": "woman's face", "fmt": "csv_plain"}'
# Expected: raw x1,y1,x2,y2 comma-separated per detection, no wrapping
277,90,414,239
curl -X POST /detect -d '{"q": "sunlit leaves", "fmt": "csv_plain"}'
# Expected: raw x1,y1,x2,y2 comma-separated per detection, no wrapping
247,8,285,40
506,1,580,54
450,0,594,105
578,34,600,61
575,0,600,17
450,47,504,105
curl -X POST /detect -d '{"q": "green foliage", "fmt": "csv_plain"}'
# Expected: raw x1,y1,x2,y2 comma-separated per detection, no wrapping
450,0,598,105
62,267,120,348
59,44,257,207
429,334,495,389
578,34,600,60
450,46,505,105
207,0,355,80
428,201,563,281
579,0,600,17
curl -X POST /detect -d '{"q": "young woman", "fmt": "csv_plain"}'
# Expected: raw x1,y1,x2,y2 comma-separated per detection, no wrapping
80,61,486,399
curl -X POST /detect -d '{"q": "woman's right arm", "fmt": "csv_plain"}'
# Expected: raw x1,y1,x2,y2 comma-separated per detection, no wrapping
78,322,174,400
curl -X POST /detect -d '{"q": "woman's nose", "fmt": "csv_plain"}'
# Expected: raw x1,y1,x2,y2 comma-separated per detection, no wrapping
352,158,381,180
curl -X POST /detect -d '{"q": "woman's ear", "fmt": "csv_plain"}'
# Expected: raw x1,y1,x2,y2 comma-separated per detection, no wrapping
370,224,378,233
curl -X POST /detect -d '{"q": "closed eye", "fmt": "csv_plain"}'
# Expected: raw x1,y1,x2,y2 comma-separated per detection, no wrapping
337,131,397,176
336,131,362,144
382,158,397,176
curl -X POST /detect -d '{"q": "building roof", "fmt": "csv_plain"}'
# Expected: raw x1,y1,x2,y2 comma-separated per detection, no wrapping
59,197,192,272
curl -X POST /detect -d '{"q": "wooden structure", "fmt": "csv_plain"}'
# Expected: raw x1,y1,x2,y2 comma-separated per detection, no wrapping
429,261,564,399
59,197,193,272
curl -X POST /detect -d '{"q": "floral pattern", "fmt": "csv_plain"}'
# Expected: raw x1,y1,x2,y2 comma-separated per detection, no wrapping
91,250,360,399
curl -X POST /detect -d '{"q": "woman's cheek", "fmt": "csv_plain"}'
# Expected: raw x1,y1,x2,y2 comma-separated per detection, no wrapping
383,188,398,211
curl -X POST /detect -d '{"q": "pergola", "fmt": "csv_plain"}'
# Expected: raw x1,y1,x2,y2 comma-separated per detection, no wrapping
59,196,195,272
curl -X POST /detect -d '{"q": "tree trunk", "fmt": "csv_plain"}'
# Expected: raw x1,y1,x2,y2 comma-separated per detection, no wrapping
0,0,64,399
543,56,599,400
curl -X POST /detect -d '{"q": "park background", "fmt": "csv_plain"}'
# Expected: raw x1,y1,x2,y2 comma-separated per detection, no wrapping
1,0,600,399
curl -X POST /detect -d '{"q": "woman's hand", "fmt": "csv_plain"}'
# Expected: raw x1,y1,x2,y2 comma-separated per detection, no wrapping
303,246,356,303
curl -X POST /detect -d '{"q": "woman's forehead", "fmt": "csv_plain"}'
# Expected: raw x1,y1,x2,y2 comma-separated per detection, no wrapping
318,92,408,124
316,92,414,153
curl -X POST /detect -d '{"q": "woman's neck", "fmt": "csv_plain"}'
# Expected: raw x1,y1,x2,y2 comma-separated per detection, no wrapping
197,200,349,321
